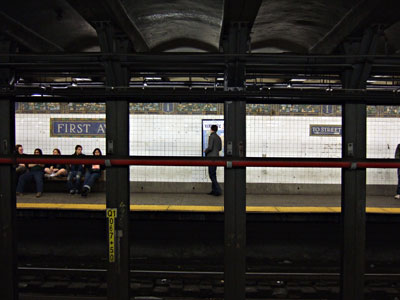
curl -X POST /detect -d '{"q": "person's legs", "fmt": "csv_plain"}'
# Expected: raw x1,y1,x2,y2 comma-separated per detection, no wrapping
32,171,44,193
208,166,214,193
55,168,67,177
208,166,221,195
397,169,400,195
82,172,100,197
67,171,76,193
86,172,100,190
67,171,75,191
16,172,32,193
74,171,82,192
213,167,221,195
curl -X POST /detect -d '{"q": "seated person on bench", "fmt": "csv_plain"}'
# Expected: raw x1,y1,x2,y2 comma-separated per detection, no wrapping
81,148,105,197
67,145,85,194
44,148,67,178
16,148,45,198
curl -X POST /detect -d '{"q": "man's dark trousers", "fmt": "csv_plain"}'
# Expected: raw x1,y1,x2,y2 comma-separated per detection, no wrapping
208,166,221,195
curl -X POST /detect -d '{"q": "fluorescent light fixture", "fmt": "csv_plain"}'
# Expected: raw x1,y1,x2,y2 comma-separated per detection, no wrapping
52,86,69,89
31,94,52,97
73,77,92,82
372,75,391,78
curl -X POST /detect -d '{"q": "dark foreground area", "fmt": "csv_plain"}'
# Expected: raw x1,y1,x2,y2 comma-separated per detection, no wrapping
16,209,400,299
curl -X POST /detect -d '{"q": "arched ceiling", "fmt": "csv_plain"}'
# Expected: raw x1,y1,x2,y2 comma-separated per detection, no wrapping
1,0,400,54
252,0,348,53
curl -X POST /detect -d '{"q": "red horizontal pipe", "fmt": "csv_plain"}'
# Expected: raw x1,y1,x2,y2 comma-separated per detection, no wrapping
357,162,400,168
1,157,400,168
109,159,226,166
233,161,352,168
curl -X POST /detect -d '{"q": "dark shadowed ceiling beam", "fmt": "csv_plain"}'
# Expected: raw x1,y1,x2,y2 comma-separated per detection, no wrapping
104,0,149,52
309,0,381,54
67,0,148,52
0,11,64,52
219,0,262,50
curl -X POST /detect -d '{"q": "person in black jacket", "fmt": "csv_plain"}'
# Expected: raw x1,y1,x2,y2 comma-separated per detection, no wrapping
15,144,27,177
67,145,85,194
44,148,67,177
81,148,105,197
16,148,45,197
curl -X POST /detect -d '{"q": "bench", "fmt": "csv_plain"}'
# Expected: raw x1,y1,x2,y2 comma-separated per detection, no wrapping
24,172,106,193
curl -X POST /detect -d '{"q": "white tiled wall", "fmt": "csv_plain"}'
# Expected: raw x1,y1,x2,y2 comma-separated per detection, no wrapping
367,117,400,185
130,114,212,156
16,114,106,155
246,115,342,184
15,113,400,185
246,116,342,158
129,114,224,182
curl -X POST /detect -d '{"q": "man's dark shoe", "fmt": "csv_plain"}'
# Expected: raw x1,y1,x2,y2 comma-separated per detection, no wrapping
213,193,222,196
207,191,215,195
69,189,75,195
81,187,89,197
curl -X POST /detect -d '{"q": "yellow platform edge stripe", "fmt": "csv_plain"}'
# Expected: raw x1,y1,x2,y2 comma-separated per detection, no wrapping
16,203,400,214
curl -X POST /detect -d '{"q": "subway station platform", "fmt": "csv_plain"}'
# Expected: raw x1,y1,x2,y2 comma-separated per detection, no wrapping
16,193,400,214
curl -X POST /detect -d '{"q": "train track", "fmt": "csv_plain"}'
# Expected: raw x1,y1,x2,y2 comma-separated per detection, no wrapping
18,266,400,280
18,267,400,299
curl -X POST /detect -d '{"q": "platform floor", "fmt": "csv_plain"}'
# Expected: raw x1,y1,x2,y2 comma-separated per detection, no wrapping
16,192,400,213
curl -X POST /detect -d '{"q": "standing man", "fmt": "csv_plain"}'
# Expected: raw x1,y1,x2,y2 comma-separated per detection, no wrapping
395,144,400,199
204,124,222,196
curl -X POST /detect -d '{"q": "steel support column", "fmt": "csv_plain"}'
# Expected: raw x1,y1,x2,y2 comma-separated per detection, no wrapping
96,22,130,300
223,22,248,300
0,38,16,300
340,27,379,300
341,102,366,300
224,100,246,300
0,100,16,300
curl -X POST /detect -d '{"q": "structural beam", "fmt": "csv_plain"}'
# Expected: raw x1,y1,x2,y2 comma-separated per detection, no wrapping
224,100,246,300
0,11,64,52
4,86,400,105
342,27,381,89
68,0,148,52
2,52,400,75
96,22,131,300
223,22,249,300
340,27,379,300
0,39,17,300
104,0,149,52
341,103,366,300
220,0,262,48
309,0,400,55
309,0,380,54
